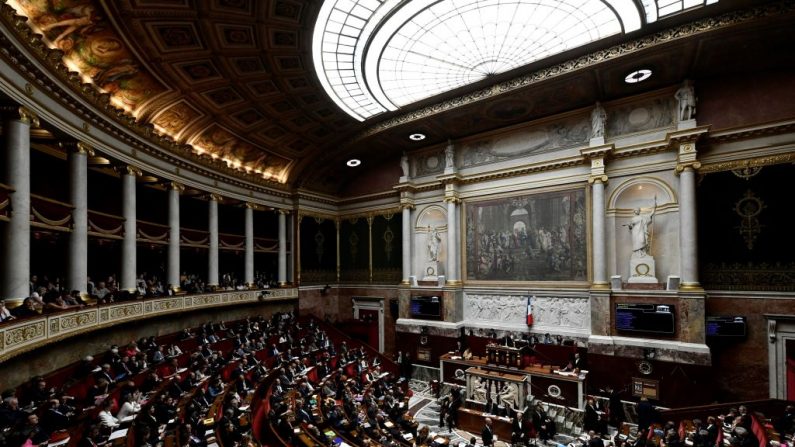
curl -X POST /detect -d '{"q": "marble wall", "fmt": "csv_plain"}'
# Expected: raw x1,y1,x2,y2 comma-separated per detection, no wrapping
706,293,794,401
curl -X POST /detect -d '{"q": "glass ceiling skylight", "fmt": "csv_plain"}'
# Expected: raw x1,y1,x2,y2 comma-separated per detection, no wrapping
313,0,718,121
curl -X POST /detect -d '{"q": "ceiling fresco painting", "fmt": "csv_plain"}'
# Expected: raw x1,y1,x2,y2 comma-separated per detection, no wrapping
9,0,165,111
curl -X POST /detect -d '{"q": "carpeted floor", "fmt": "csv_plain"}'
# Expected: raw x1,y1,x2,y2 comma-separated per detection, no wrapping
406,380,577,447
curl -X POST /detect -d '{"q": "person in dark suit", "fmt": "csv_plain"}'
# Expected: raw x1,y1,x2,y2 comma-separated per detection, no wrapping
588,431,605,447
482,417,495,447
573,352,587,370
512,410,529,446
636,397,656,431
584,397,599,432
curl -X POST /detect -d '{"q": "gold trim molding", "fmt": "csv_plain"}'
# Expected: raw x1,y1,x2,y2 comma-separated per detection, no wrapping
698,153,795,175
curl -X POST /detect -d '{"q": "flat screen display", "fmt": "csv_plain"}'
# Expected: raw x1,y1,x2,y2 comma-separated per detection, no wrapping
706,316,747,337
615,303,676,335
410,296,441,319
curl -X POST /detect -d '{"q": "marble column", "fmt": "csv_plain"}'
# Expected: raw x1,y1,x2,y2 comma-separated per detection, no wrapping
167,182,183,291
679,166,700,288
1,106,36,303
591,177,608,287
445,199,459,284
401,205,412,284
277,210,287,286
67,143,91,294
120,166,139,292
208,194,220,287
244,203,255,287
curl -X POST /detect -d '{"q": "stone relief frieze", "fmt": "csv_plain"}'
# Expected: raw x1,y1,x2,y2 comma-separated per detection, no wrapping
464,294,589,333
459,115,590,169
414,150,445,177
464,294,527,325
606,97,675,137
532,296,589,331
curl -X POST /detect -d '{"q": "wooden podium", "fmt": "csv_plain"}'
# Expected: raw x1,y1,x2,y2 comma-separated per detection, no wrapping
486,343,525,368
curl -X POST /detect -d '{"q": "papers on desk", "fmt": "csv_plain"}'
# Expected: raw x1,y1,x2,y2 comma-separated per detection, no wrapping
48,436,70,447
402,433,414,441
384,421,394,428
108,429,128,441
239,405,250,412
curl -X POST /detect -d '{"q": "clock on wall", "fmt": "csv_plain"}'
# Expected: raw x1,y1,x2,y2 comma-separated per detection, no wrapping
638,360,653,375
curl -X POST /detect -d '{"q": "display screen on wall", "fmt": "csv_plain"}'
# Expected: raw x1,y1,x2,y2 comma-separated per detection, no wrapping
706,316,747,338
410,296,442,320
465,188,587,281
615,303,675,335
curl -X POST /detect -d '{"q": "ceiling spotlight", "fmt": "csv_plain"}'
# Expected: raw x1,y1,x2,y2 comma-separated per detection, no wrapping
625,69,653,84
409,133,426,141
346,159,361,167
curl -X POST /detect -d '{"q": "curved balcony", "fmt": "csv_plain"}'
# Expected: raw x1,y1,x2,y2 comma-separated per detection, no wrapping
0,288,297,363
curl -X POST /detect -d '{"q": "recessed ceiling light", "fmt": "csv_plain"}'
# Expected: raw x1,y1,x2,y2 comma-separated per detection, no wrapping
409,133,426,141
625,69,653,84
346,159,361,167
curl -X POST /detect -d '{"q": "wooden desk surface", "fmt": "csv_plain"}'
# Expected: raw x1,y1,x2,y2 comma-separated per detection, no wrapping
441,353,584,383
466,367,528,382
457,408,513,441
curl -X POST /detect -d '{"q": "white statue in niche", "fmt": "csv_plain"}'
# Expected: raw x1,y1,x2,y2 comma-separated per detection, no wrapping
591,102,607,138
444,140,455,170
625,196,657,258
675,80,696,121
400,152,409,178
624,196,659,283
426,226,442,262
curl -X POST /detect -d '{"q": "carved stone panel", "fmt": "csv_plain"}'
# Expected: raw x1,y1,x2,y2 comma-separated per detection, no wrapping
464,294,527,326
463,293,589,335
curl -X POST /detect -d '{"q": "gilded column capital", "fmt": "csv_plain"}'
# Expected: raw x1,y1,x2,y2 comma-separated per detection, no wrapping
588,174,608,184
675,161,702,175
167,181,185,192
209,193,223,202
244,202,258,210
76,142,95,156
443,195,461,204
1,106,40,127
115,165,142,177
276,209,291,216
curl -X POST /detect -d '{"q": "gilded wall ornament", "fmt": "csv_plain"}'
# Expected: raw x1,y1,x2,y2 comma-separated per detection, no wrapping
734,190,765,250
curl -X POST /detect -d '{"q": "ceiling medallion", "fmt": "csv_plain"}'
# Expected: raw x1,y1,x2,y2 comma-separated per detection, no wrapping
409,133,426,141
346,159,362,167
625,69,653,84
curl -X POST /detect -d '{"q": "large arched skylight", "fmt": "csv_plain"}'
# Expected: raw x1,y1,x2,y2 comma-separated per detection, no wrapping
313,0,716,121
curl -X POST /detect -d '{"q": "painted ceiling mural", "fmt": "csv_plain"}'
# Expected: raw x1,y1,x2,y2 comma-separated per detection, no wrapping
11,0,165,111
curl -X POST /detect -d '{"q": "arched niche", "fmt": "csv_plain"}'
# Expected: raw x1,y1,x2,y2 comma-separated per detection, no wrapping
608,177,677,212
414,205,448,277
606,177,679,283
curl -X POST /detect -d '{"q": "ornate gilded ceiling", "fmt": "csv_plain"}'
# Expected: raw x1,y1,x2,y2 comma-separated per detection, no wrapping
7,0,359,183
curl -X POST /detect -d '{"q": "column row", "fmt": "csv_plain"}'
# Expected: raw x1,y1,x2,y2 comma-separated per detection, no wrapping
0,106,290,302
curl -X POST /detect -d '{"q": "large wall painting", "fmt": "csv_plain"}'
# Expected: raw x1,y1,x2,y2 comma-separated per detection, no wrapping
465,188,587,281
